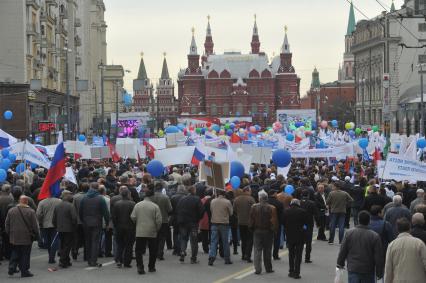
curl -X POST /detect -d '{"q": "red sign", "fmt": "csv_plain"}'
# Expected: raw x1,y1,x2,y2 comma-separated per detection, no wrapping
38,122,56,132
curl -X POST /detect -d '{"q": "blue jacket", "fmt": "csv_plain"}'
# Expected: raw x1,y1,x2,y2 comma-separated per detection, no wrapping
368,216,394,252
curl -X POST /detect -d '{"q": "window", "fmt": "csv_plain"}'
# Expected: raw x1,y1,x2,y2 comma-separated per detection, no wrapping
223,103,229,115
251,103,257,114
419,23,426,32
264,103,269,114
236,103,243,115
191,106,197,114
211,104,217,116
419,54,426,64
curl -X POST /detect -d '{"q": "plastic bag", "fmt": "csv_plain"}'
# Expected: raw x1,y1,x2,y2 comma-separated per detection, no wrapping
334,267,344,283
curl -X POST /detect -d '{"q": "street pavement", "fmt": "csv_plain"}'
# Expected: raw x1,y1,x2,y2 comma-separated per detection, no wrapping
0,237,343,283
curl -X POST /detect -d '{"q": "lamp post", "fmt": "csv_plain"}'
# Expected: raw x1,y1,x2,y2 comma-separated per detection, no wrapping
64,47,72,140
115,69,131,142
98,62,105,135
418,64,425,135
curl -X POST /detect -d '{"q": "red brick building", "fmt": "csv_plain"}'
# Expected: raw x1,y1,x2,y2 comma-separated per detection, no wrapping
177,18,301,127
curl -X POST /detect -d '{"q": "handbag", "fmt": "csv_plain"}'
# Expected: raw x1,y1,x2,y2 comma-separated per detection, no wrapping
17,207,37,242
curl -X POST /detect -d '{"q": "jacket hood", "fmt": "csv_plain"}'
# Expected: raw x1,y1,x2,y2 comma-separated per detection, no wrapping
86,189,99,198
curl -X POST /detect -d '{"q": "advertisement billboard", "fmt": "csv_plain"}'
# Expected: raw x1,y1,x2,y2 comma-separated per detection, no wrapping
276,109,316,128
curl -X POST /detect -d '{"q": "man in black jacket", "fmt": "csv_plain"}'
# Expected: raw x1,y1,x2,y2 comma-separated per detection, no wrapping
283,199,309,279
53,190,77,268
348,184,364,226
300,190,318,263
170,185,187,256
361,185,389,212
111,187,136,267
79,182,110,267
176,186,203,263
337,211,384,282
267,190,284,260
314,183,327,241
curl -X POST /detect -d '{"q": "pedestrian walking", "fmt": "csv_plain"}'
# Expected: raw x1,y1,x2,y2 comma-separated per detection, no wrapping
131,184,162,274
52,190,78,268
249,190,277,275
300,189,318,263
5,196,40,277
314,183,327,241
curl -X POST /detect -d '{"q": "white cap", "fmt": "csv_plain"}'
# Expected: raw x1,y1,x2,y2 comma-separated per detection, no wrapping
417,189,424,194
344,176,351,182
270,173,276,180
331,176,339,182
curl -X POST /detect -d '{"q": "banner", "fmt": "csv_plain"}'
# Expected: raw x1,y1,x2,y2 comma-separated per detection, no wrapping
8,141,51,169
381,153,426,182
154,146,195,166
289,144,354,159
64,167,77,185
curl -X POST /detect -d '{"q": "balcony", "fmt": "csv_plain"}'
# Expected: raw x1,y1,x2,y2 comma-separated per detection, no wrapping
74,18,81,28
26,0,40,10
45,0,58,7
75,56,82,66
74,35,81,47
26,23,38,36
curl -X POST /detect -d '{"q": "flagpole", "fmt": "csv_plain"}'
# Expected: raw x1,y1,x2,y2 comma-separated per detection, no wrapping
22,140,27,183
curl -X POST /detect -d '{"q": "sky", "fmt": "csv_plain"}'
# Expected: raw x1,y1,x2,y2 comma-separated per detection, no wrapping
105,0,404,97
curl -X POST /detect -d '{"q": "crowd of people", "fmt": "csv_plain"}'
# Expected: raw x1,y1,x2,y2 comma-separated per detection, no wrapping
0,157,426,281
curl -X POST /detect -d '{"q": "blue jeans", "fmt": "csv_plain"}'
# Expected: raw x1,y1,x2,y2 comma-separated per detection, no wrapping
209,224,230,260
329,213,345,243
348,271,375,283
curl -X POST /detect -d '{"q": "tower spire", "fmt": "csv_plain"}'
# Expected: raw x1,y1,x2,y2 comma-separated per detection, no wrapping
281,26,290,54
390,0,396,12
206,15,211,36
189,27,198,55
203,15,214,62
161,52,170,79
137,52,148,79
346,1,356,36
251,14,260,54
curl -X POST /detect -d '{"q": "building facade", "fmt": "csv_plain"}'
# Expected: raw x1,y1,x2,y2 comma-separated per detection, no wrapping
301,3,356,126
177,18,301,127
353,0,426,134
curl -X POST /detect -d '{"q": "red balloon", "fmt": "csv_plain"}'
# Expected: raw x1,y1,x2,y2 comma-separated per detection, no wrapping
206,122,211,128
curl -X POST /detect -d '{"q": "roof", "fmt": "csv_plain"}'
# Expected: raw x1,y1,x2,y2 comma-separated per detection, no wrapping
390,0,395,12
346,1,356,36
203,53,272,79
137,57,148,79
161,57,170,79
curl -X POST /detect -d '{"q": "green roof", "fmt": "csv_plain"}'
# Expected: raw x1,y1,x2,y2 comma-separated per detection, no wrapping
390,0,395,12
137,57,148,79
311,67,320,89
346,1,356,36
161,57,170,79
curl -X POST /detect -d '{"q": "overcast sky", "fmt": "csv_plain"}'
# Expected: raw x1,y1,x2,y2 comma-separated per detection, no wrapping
105,0,404,97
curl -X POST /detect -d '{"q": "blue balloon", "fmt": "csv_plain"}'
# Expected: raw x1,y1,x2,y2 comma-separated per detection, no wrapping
0,169,6,182
146,160,164,177
272,149,291,167
3,110,13,120
295,121,304,128
1,149,9,158
8,153,16,163
78,134,86,142
177,124,185,131
417,138,426,149
316,140,327,149
230,161,245,178
284,185,294,195
16,163,25,174
230,176,241,189
165,126,180,134
255,125,261,131
229,123,235,130
212,125,220,132
358,138,369,149
0,159,11,170
226,129,234,136
311,121,317,130
201,128,206,135
286,133,295,142
349,130,355,137
331,120,338,128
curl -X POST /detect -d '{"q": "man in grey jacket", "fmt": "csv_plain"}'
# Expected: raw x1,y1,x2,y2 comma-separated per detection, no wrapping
36,194,61,263
337,211,384,282
53,190,77,268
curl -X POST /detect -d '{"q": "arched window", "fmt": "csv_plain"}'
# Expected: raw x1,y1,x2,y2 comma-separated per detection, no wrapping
251,103,257,114
264,103,269,114
223,103,230,115
191,106,197,114
236,103,243,115
211,104,217,116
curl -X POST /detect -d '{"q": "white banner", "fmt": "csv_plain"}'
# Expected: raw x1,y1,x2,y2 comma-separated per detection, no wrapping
8,141,51,169
154,146,195,166
381,153,426,182
64,167,77,185
289,144,354,159
148,138,166,150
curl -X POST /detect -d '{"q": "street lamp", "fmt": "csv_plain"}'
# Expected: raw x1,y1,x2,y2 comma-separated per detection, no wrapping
63,46,72,140
417,64,425,135
98,62,106,136
115,69,131,142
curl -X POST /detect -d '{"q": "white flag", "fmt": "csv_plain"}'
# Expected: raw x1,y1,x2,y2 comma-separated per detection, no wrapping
64,167,77,185
8,140,51,169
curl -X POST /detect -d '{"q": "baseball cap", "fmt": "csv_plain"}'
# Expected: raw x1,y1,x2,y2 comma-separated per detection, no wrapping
344,176,351,182
417,189,424,194
331,176,339,182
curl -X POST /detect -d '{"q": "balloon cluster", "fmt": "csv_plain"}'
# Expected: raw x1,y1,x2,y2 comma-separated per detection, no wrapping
0,148,18,182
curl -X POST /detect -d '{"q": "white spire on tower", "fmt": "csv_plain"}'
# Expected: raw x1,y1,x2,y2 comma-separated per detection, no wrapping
281,25,290,54
190,27,198,55
206,15,211,36
253,14,258,36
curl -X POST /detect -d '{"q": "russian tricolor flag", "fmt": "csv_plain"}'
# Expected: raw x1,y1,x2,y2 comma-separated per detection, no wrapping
191,147,205,166
38,132,66,200
0,129,18,149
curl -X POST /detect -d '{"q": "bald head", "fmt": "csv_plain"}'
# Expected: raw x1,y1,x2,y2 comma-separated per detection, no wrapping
19,195,29,205
393,195,402,206
412,213,425,226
